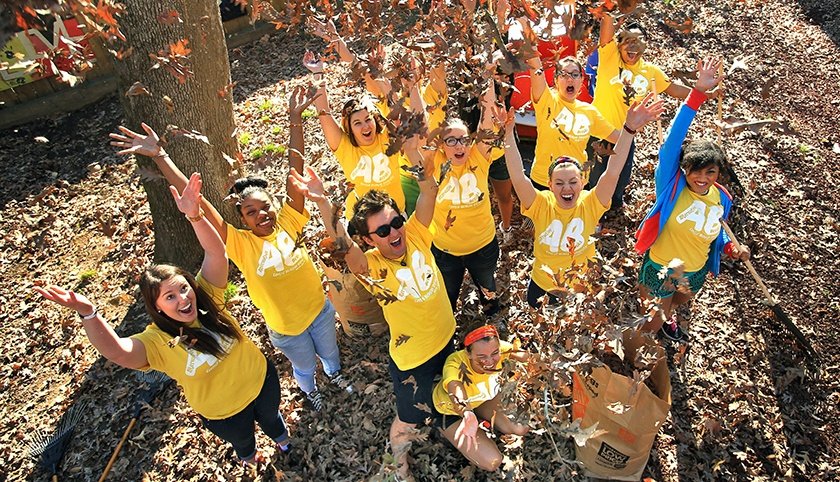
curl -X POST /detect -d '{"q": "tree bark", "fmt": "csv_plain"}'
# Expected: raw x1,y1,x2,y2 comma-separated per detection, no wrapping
111,0,239,269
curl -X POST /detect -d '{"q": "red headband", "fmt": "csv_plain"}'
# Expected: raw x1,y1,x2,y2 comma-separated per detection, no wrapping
464,325,499,347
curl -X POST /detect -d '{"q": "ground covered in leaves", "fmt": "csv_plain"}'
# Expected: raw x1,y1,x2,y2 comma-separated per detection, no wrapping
1,0,839,480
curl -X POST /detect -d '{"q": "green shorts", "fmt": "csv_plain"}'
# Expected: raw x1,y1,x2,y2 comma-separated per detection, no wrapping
488,154,510,181
638,252,708,298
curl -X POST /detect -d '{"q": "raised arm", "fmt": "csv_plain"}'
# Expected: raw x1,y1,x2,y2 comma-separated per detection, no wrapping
655,57,723,190
287,85,320,214
35,287,148,369
308,17,355,63
303,51,343,151
520,18,548,104
598,9,617,46
409,135,440,228
502,107,537,209
171,173,229,287
594,93,664,206
475,81,500,160
110,124,228,241
289,167,369,275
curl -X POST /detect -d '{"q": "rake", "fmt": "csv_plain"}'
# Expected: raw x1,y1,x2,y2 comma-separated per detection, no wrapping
26,400,87,482
721,221,820,365
98,370,172,482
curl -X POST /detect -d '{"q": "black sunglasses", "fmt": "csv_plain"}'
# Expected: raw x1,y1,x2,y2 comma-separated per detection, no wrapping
369,215,406,238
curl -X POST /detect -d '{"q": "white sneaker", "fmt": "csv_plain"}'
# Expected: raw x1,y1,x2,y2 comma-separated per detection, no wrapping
329,372,354,393
498,221,514,245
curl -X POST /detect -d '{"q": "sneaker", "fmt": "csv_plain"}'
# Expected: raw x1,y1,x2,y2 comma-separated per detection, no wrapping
521,217,534,231
329,372,354,393
240,451,265,468
659,314,684,342
498,221,514,245
275,440,291,454
305,389,324,411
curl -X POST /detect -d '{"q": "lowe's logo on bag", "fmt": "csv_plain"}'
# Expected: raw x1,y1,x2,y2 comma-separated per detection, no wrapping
596,442,630,469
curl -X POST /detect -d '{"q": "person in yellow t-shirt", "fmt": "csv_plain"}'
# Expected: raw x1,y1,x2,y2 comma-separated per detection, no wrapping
303,51,406,219
291,146,454,481
308,17,448,217
109,87,349,413
431,322,531,472
502,92,663,307
587,11,698,211
37,173,290,467
520,17,621,190
409,85,503,316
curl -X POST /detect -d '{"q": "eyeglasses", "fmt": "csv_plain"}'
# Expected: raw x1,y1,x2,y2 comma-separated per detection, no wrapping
557,70,582,79
443,136,470,147
369,215,406,237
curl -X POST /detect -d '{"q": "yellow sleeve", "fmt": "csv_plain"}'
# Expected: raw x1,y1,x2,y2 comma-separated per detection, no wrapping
224,224,247,267
522,189,550,217
583,189,610,220
406,213,434,248
599,41,619,66
588,105,617,140
195,272,227,309
276,202,311,238
129,326,163,371
333,134,359,174
440,351,465,390
650,64,672,92
532,87,557,123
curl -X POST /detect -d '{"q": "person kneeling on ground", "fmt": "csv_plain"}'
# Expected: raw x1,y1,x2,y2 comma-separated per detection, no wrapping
432,321,531,472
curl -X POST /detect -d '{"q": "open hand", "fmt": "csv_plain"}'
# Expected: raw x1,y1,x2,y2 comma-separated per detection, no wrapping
695,56,724,93
302,51,324,74
110,123,163,158
35,285,95,317
625,92,665,132
169,172,203,218
289,167,327,202
454,411,479,453
307,16,338,43
289,85,320,118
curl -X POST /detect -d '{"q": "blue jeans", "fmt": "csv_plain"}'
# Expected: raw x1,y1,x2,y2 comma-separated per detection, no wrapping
431,237,500,315
586,137,637,208
201,359,289,460
268,299,341,394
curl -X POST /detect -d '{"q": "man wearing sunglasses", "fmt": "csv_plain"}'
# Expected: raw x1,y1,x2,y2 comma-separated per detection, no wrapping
290,148,454,481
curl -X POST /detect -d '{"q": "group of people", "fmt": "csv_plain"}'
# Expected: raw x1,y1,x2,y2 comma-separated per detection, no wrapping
35,3,752,479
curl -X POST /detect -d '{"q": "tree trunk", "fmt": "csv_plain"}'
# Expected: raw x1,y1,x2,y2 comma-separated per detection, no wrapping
112,0,239,269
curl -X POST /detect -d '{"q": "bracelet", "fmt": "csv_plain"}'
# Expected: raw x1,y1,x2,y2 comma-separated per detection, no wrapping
78,307,98,321
318,110,332,116
533,68,544,76
623,124,637,135
186,209,205,222
289,122,302,127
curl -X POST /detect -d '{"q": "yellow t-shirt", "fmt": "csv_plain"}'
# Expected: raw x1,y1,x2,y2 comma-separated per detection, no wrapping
225,204,325,336
432,341,514,416
431,146,495,255
523,190,609,291
650,186,723,271
362,216,456,370
334,132,406,219
592,41,672,129
130,274,266,420
531,89,616,187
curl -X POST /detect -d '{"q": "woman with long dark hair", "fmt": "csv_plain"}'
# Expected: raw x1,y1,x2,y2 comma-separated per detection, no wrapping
36,173,290,467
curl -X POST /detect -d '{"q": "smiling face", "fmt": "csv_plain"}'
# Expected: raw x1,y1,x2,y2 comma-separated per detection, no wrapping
238,190,276,237
467,337,502,374
549,163,584,208
555,61,584,102
363,204,407,259
441,125,470,165
685,165,720,195
618,31,647,66
154,275,198,323
348,108,377,147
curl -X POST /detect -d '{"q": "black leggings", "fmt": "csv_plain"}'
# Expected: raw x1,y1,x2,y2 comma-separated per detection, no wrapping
200,359,288,460
526,278,559,308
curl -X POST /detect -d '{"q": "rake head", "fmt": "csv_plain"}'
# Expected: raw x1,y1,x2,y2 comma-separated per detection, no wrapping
134,370,172,414
25,400,87,474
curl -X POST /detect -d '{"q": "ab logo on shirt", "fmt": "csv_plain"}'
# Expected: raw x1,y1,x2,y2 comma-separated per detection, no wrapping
350,153,391,185
394,251,438,302
256,233,305,277
551,107,591,139
676,201,723,241
539,218,586,254
184,332,233,376
610,70,650,100
437,173,482,206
